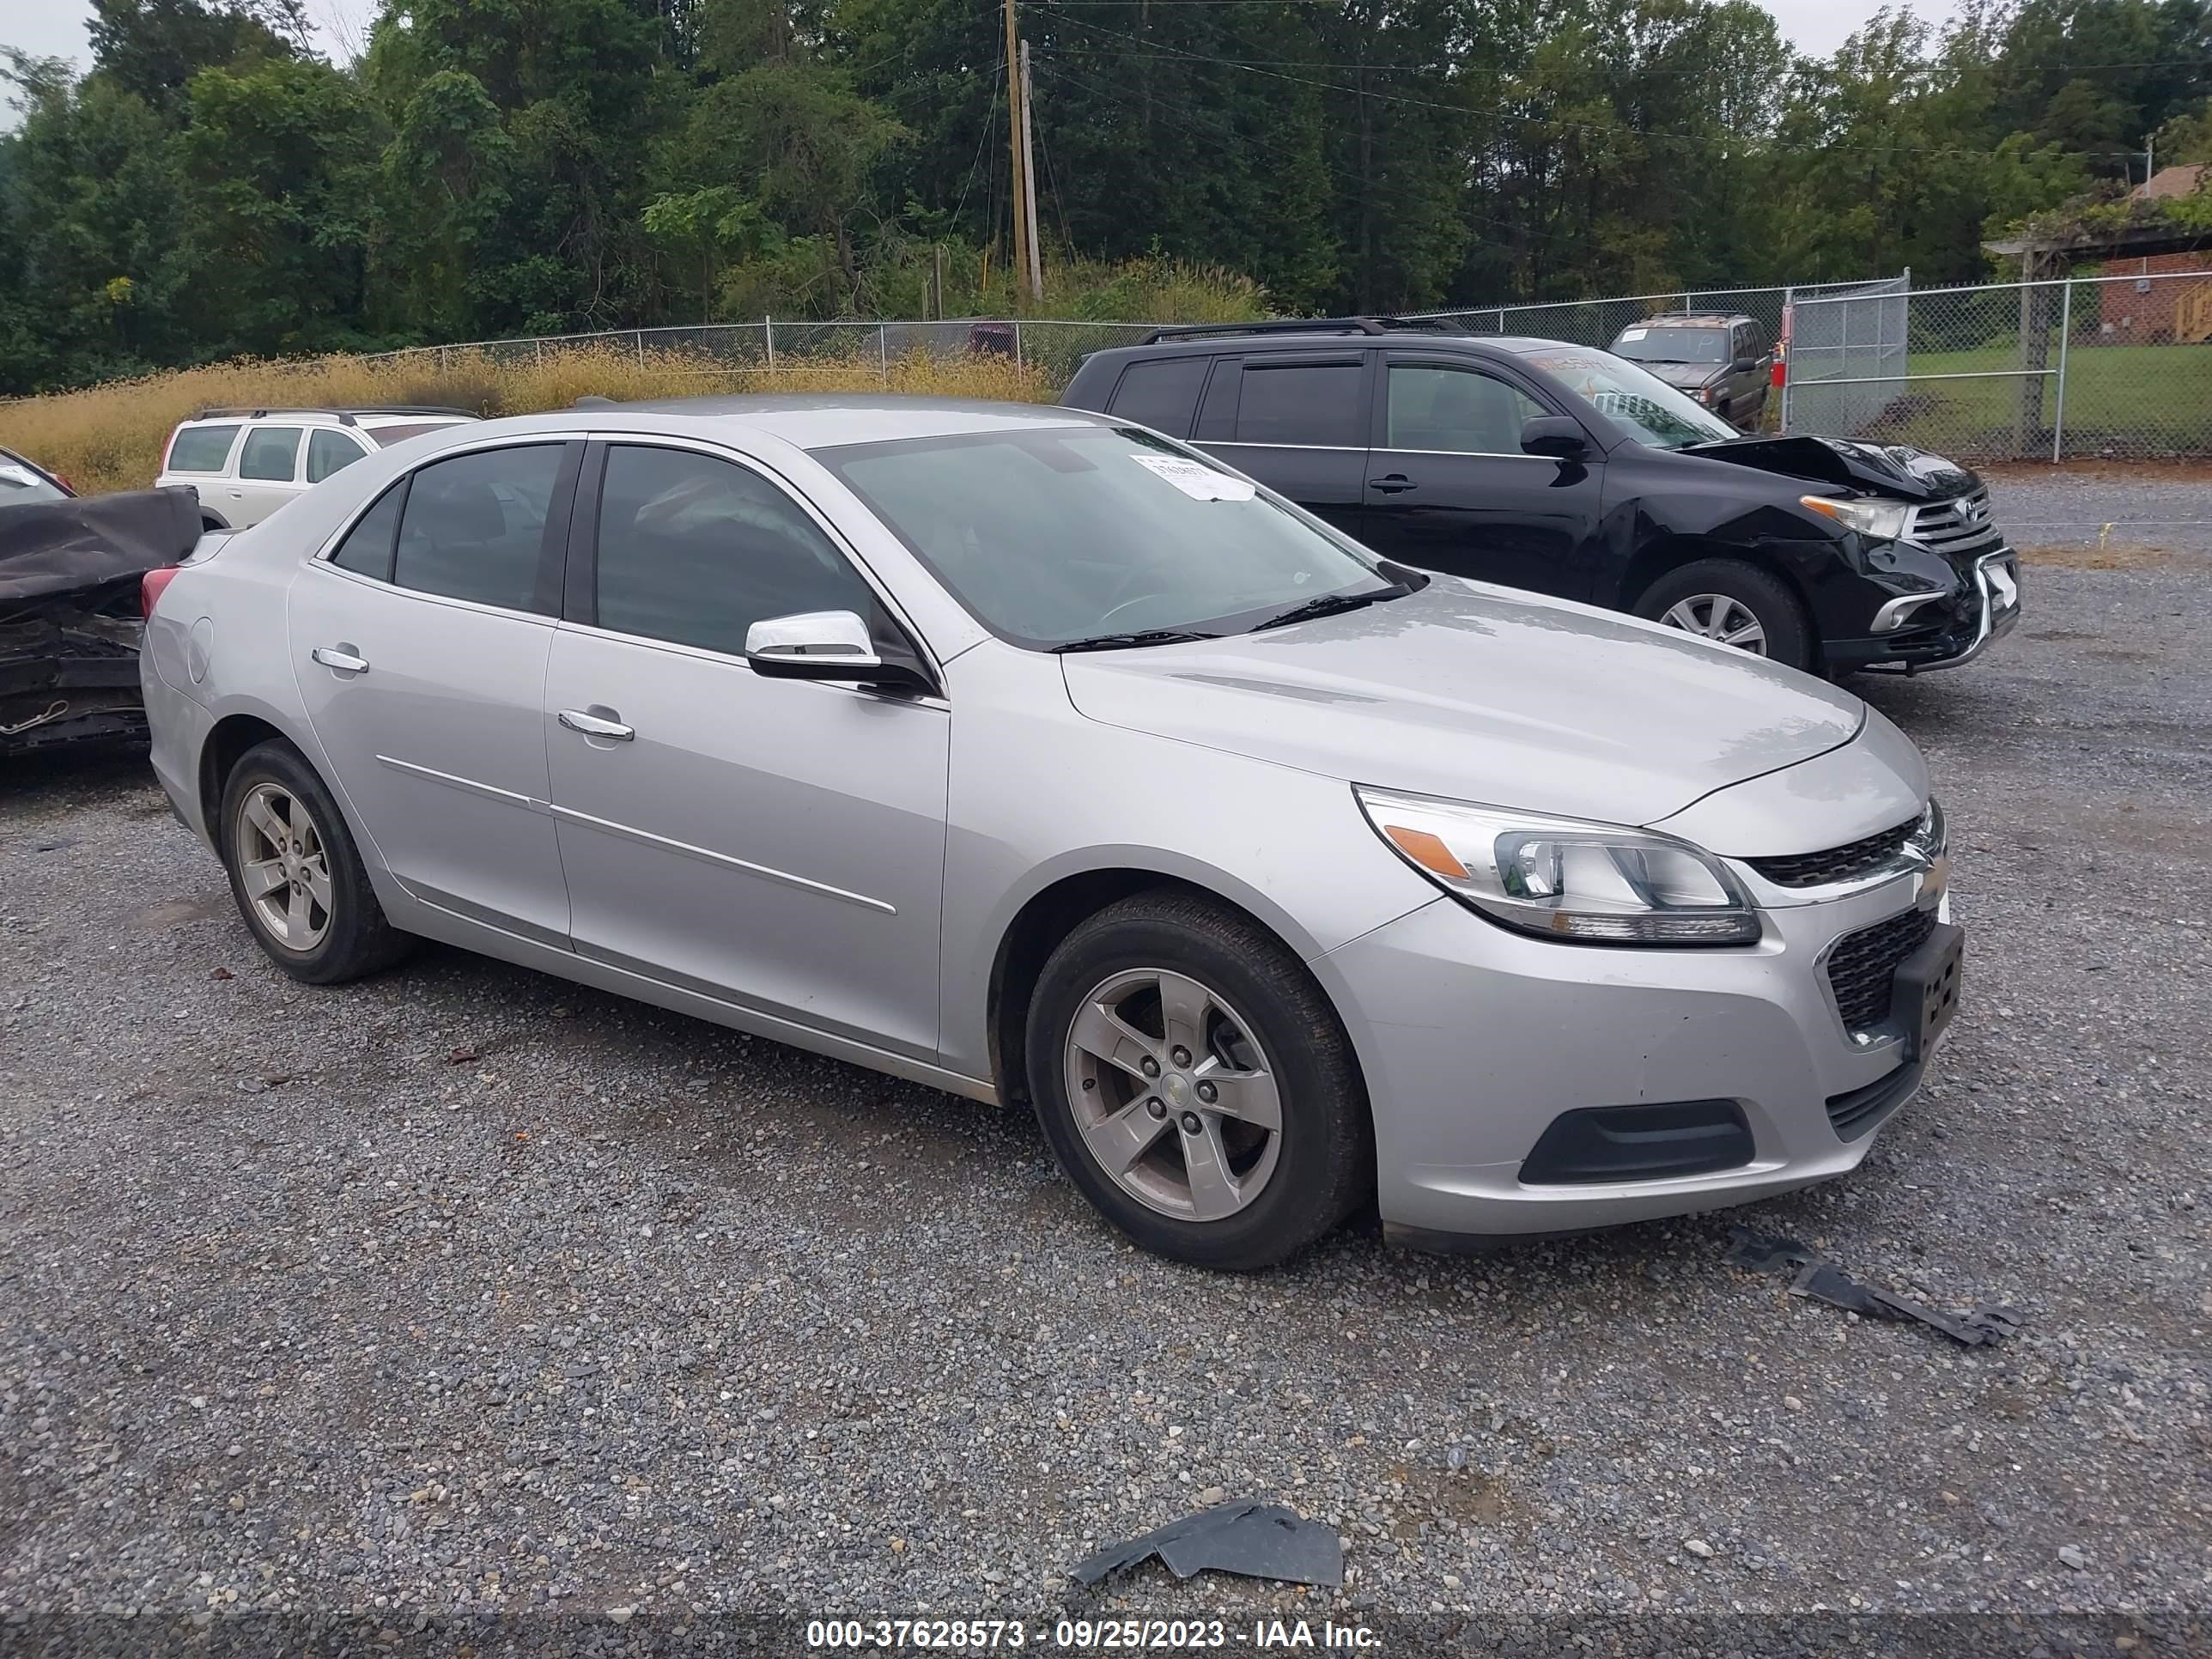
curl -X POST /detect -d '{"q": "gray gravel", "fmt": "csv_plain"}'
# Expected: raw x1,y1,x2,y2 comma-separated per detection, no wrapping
1984,465,2212,556
3,512,2209,1634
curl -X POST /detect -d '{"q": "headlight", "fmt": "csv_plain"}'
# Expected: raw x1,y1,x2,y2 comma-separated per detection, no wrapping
1800,494,1912,541
1356,787,1761,946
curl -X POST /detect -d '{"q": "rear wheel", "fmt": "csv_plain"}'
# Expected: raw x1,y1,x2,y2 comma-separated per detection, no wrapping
1025,890,1370,1270
218,739,411,984
1635,557,1814,673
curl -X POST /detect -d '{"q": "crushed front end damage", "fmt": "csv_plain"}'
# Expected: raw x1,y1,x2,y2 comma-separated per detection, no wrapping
0,489,202,755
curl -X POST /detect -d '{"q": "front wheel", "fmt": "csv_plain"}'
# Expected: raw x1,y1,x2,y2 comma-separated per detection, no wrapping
1635,558,1815,673
1025,890,1371,1270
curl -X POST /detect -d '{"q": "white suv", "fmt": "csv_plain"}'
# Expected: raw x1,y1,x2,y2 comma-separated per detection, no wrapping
155,407,480,530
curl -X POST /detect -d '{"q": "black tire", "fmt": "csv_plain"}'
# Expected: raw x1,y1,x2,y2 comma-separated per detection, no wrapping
1634,556,1816,673
1024,889,1371,1271
217,738,412,984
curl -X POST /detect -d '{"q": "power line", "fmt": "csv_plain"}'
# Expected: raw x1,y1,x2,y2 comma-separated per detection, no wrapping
1041,10,2154,161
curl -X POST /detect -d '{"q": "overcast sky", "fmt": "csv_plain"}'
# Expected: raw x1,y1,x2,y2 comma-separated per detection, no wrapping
3,0,1961,121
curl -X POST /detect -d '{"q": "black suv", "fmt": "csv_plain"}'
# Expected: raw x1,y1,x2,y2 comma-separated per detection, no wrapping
1607,312,1771,430
1060,318,2021,677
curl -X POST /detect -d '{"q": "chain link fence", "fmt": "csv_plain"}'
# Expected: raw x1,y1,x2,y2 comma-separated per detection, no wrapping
369,319,1158,386
1782,270,2212,462
1414,280,1893,349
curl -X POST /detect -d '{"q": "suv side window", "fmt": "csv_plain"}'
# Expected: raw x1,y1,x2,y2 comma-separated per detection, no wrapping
1234,361,1364,447
238,427,304,482
167,424,240,473
1106,357,1209,437
392,444,565,613
307,427,369,483
592,444,878,657
1386,365,1547,455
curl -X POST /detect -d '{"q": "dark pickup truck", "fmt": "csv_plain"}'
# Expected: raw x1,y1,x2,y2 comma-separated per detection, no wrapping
1060,318,2021,678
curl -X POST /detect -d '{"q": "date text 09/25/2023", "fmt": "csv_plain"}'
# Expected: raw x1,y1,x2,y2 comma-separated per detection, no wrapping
804,1618,1384,1650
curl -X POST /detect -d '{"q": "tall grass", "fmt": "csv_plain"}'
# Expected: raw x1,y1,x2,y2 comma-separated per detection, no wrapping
0,344,1058,496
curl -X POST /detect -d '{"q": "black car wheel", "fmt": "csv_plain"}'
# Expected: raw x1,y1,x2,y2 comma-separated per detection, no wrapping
218,739,413,984
1025,889,1371,1271
1636,558,1815,673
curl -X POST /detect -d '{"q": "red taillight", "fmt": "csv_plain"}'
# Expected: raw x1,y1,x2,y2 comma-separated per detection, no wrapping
142,565,182,617
55,473,76,494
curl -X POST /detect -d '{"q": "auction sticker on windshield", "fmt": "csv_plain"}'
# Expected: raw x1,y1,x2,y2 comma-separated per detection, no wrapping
1132,454,1256,502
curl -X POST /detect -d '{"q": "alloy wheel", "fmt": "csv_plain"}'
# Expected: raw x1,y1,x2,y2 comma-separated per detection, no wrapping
1658,592,1768,654
234,781,334,951
1061,967,1284,1222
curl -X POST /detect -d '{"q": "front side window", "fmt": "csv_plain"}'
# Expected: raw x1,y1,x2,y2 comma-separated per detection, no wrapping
1386,366,1547,454
167,424,240,472
1525,350,1737,450
819,425,1392,647
307,428,368,483
592,445,878,656
238,427,304,482
392,445,563,612
1232,362,1364,447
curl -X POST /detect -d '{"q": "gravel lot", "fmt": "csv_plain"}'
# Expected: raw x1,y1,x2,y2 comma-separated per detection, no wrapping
3,480,2209,1647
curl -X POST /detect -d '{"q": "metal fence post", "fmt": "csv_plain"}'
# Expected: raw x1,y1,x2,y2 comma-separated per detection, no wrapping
1013,321,1024,370
1494,308,1505,332
879,323,890,385
635,331,645,368
2051,279,2072,465
1778,288,1793,433
765,315,776,370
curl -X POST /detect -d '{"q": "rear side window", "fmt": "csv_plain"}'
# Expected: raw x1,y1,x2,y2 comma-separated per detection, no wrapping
592,444,877,656
1234,362,1364,447
392,445,564,613
328,483,404,582
238,427,303,482
1107,357,1209,438
307,428,368,483
167,424,240,472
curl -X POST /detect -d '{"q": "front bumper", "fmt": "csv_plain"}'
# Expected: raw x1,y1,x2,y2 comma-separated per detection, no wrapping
1830,550,2021,673
1320,868,1950,1242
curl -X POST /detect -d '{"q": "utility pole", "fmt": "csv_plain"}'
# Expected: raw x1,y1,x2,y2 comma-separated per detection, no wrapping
1002,0,1029,310
1018,40,1043,301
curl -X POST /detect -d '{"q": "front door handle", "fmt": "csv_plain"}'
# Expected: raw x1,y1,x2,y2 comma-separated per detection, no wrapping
310,645,369,673
558,708,635,741
1369,474,1417,495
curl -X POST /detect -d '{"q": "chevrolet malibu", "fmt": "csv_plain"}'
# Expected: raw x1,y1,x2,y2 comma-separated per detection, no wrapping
139,398,1961,1269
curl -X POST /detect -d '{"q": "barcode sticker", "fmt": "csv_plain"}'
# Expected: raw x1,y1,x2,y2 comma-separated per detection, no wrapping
1132,455,1256,501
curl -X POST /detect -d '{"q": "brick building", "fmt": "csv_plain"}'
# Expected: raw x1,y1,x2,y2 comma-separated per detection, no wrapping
2095,165,2212,344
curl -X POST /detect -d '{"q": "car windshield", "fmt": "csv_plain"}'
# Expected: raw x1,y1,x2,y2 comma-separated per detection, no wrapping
1611,326,1730,365
1521,349,1739,450
0,455,67,503
817,425,1396,647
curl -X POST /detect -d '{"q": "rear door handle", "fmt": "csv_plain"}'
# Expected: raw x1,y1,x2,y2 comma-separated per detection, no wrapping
1369,474,1416,495
310,646,369,673
558,708,635,741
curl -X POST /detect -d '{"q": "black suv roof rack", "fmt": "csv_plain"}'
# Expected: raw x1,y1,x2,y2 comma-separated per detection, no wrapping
191,404,478,423
1140,315,1470,345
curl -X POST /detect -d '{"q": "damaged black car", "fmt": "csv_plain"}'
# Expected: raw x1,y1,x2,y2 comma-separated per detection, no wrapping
1060,319,2022,678
2,461,204,756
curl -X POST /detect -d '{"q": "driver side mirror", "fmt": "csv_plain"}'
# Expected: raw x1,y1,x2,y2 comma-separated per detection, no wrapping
1734,356,1758,372
744,609,932,691
1521,416,1589,460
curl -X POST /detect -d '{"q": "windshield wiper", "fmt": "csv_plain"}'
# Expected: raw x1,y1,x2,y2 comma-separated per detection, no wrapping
1251,584,1409,632
1049,629,1220,653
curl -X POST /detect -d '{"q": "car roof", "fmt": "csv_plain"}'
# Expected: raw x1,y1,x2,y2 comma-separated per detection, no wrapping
509,393,1115,452
178,407,480,427
1631,313,1754,328
1089,331,1563,361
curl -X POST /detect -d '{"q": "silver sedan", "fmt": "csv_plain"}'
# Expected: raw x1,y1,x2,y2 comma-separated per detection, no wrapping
139,397,1960,1268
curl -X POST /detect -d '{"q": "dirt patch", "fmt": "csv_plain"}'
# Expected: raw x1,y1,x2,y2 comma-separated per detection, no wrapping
2016,541,2175,569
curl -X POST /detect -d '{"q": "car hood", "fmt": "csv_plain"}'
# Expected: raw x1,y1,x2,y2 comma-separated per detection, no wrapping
1682,434,1979,503
1059,582,1867,827
1635,361,1723,391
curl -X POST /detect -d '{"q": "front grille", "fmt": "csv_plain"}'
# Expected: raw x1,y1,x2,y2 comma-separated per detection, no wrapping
1749,817,1919,888
1825,906,1937,1033
1826,1060,1922,1140
1909,487,2006,560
